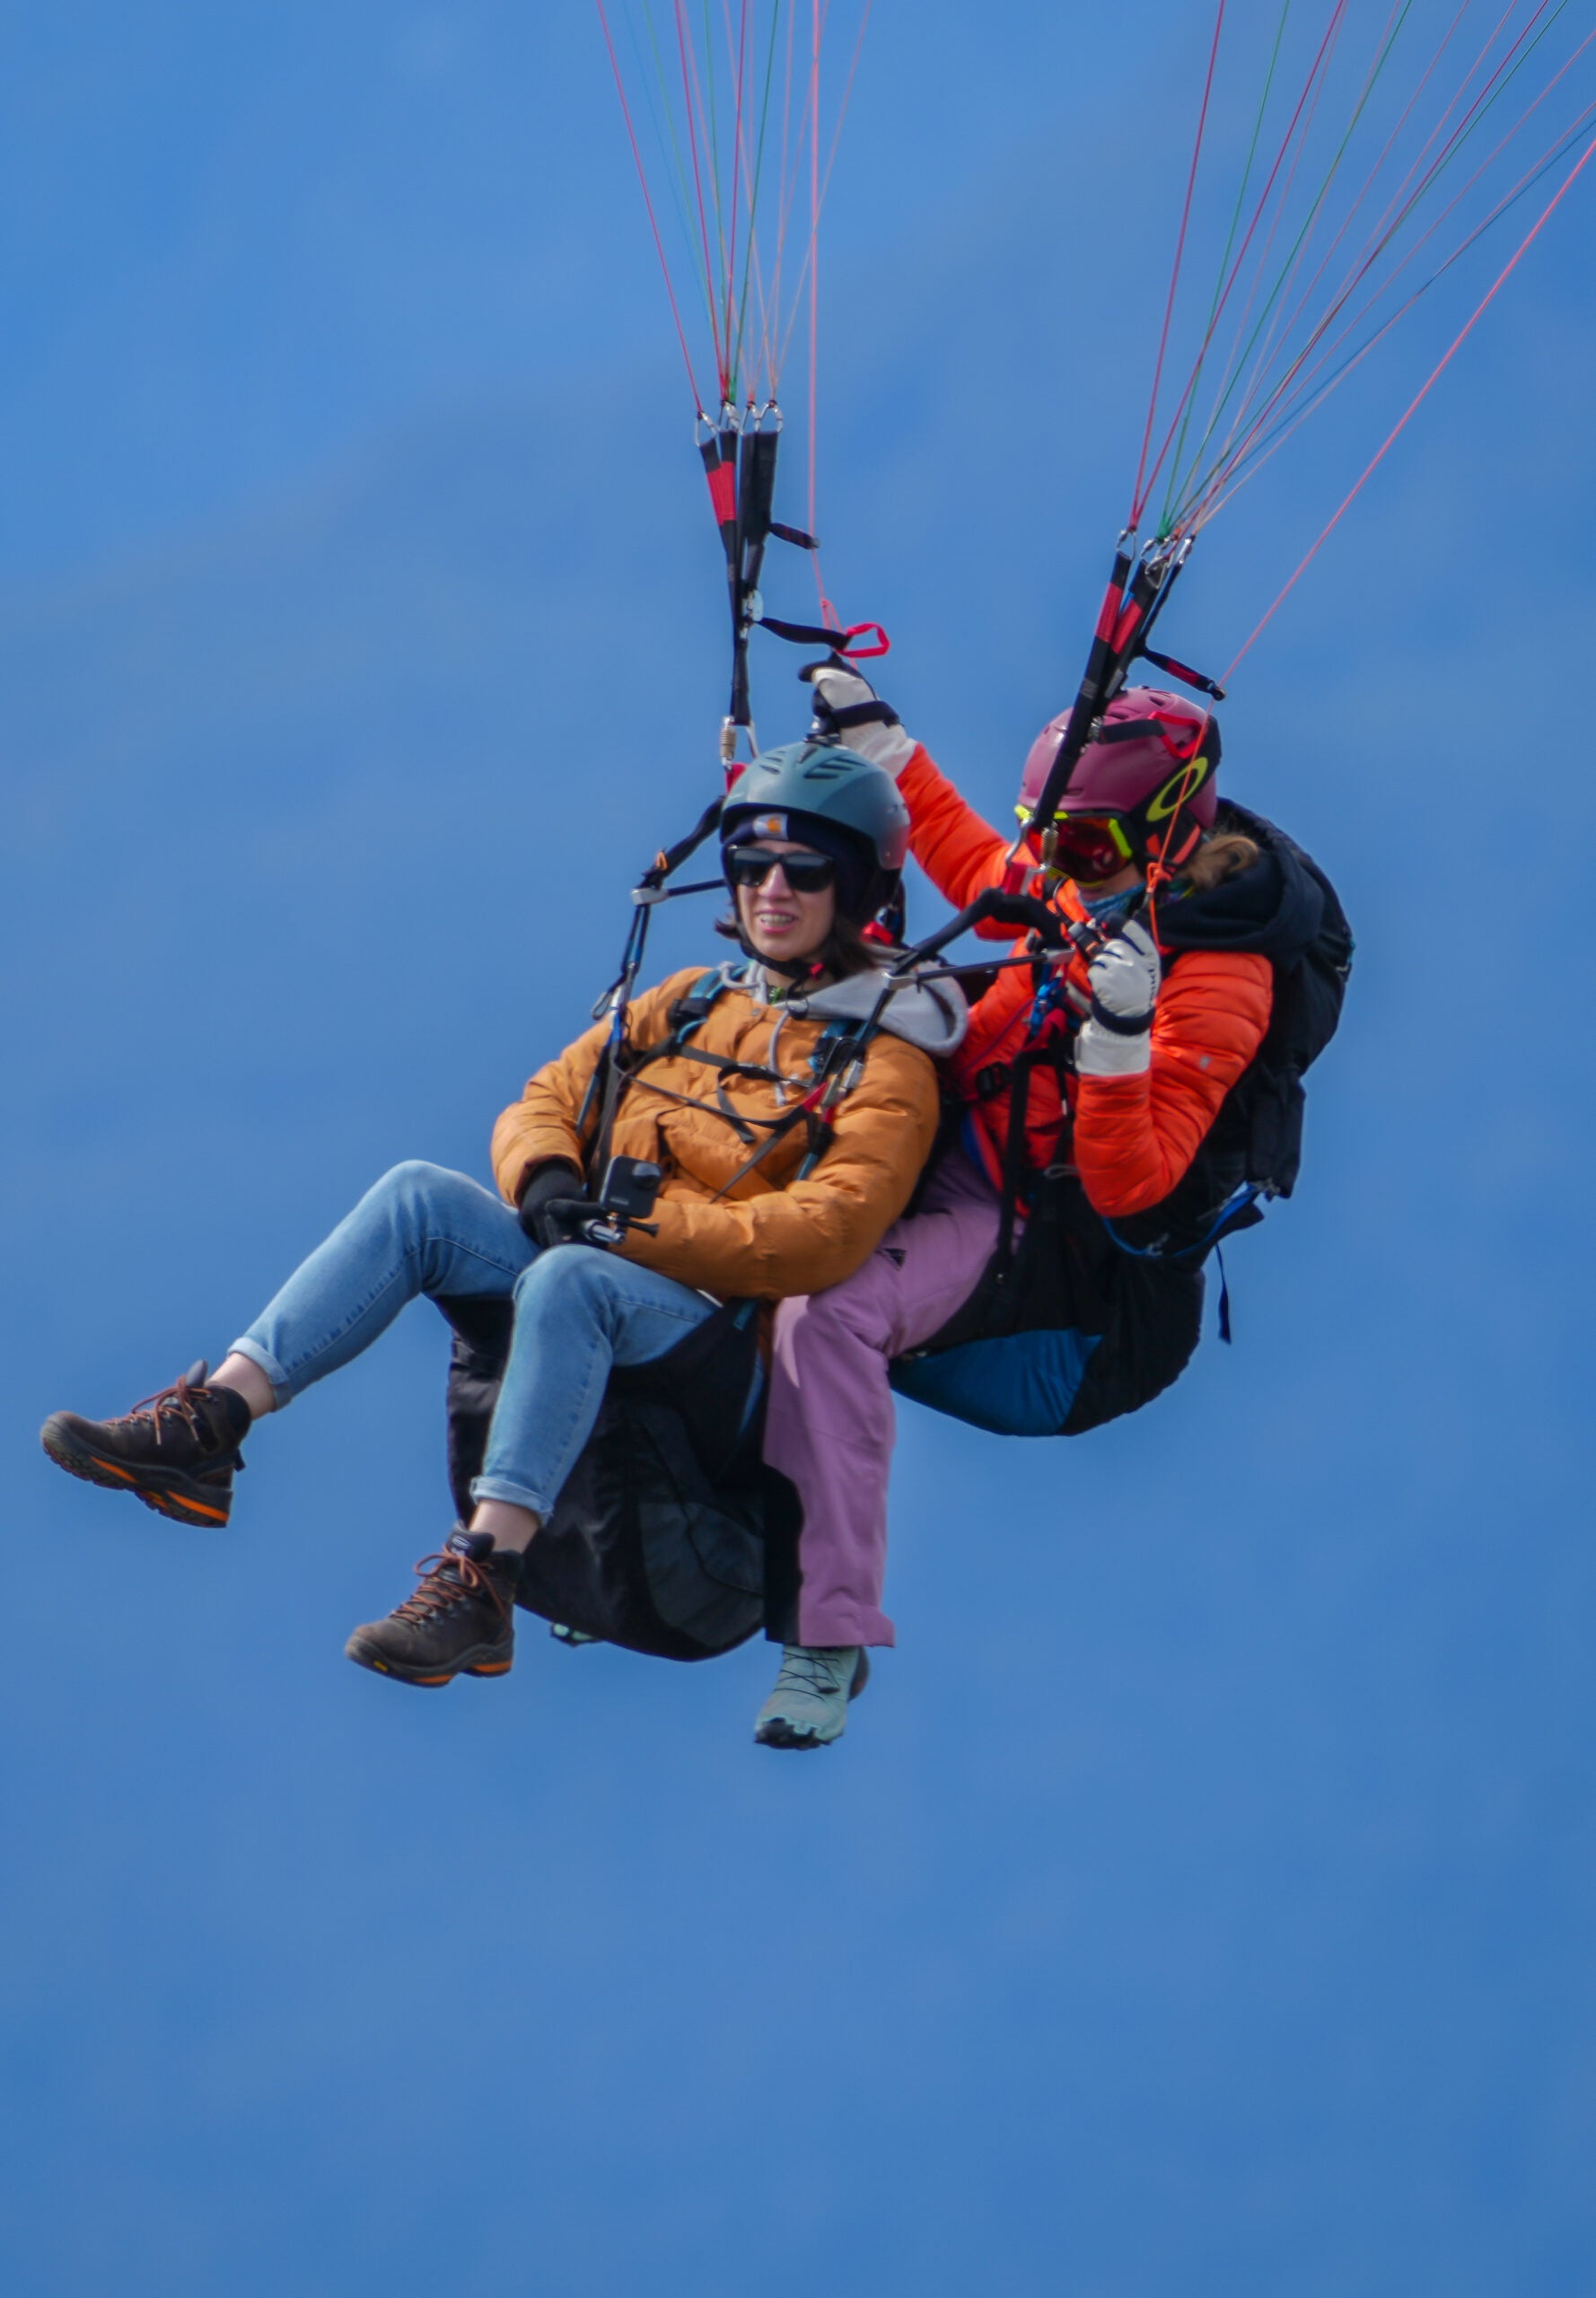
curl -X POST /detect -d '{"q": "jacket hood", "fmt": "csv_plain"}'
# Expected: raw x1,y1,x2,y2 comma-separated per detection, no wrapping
757,959,969,1055
1153,802,1329,969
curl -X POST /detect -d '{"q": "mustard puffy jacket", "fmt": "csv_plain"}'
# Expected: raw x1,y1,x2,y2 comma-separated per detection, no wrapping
491,961,965,1302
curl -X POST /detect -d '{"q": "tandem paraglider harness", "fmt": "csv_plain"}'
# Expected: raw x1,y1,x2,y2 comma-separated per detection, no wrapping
416,290,924,1662
432,736,1351,1653
433,952,920,1663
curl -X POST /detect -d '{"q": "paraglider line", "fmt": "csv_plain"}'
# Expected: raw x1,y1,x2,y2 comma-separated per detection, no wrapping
596,0,705,401
808,0,822,586
1198,66,1596,522
1190,0,1403,515
773,0,871,388
1247,0,1573,444
1206,0,1476,497
1132,0,1228,525
1224,121,1596,679
1170,0,1578,531
672,0,728,395
1159,0,1352,524
1179,0,1352,512
1161,0,1295,528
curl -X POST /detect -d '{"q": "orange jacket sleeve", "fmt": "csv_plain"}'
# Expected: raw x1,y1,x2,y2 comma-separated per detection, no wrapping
1072,950,1274,1217
899,743,1027,939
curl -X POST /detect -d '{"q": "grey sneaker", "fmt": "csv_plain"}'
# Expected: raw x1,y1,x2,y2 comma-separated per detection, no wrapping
754,1645,870,1750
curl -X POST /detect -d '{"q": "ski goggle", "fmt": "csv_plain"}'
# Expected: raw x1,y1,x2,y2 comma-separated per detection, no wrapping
723,846,837,894
1015,804,1136,882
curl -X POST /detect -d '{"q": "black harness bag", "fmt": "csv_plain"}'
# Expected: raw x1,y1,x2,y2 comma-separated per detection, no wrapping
436,1290,776,1661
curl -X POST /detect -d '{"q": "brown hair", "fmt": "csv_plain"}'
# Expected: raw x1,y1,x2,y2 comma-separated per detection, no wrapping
1181,830,1260,891
813,912,880,979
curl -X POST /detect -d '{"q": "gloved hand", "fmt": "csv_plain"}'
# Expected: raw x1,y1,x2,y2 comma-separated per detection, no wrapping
1074,917,1162,1078
800,657,917,777
516,1159,587,1249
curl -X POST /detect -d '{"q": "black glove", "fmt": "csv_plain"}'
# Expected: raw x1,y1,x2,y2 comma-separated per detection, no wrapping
516,1160,587,1249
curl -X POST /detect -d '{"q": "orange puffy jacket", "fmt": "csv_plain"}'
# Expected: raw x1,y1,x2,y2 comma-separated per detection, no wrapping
491,962,958,1302
899,743,1274,1216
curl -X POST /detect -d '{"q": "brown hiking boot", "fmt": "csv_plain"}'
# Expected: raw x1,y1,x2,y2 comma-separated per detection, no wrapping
345,1529,521,1688
40,1359,250,1528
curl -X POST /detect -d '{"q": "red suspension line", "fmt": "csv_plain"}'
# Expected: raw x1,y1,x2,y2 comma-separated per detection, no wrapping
763,0,803,402
1131,0,1229,525
809,0,824,601
776,0,870,387
1223,123,1596,680
673,0,733,399
1223,0,1565,484
723,0,753,396
1197,44,1596,519
1170,0,1355,522
1278,0,1561,376
595,0,704,404
1148,0,1352,522
1371,0,1562,236
723,0,779,404
1206,0,1399,490
1185,98,1596,535
1250,0,1481,410
1188,10,1596,518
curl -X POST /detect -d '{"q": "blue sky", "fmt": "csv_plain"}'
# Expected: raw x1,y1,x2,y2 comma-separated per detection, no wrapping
2,5,1594,2293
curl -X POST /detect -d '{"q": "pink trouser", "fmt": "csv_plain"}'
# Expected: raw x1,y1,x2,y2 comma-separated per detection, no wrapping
763,1145,1002,1647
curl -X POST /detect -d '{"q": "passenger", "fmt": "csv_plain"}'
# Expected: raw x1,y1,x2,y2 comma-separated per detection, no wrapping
759,662,1346,1741
41,741,964,1732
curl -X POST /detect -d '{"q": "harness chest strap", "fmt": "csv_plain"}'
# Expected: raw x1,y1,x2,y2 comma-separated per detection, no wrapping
583,967,870,1193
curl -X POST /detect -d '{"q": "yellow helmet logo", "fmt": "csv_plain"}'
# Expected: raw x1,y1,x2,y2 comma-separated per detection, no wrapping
1144,756,1209,823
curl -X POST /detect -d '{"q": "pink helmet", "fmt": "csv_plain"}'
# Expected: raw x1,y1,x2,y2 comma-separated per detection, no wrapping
1019,687,1221,860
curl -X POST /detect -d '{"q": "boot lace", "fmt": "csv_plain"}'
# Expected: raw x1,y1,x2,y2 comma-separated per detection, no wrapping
391,1547,512,1627
115,1373,219,1452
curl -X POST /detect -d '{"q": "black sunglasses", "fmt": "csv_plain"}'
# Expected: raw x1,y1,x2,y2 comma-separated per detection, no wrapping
724,846,837,894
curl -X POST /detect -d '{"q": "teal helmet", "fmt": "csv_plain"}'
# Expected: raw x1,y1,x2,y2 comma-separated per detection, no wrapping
720,740,910,923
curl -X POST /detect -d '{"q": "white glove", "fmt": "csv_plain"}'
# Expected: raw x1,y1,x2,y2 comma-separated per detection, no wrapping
1074,917,1162,1078
800,659,917,778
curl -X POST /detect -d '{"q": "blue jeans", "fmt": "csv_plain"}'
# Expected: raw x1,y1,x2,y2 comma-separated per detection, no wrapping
230,1161,727,1518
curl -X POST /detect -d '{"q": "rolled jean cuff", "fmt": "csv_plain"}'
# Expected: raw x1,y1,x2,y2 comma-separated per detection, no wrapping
226,1336,294,1409
469,1473,553,1518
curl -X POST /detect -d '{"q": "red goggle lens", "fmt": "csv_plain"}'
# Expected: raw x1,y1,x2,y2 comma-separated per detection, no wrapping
1048,815,1133,881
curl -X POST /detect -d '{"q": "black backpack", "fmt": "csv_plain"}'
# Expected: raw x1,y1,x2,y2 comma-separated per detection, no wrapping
1105,804,1354,1257
436,1293,785,1661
